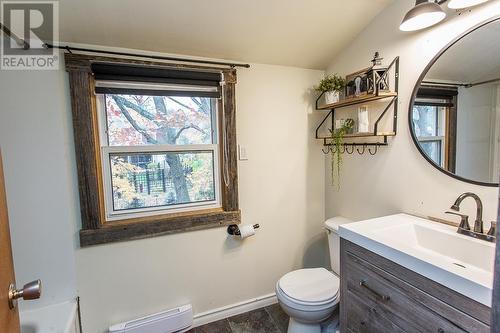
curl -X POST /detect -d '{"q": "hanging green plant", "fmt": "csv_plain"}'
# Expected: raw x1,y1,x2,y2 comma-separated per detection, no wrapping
329,118,354,188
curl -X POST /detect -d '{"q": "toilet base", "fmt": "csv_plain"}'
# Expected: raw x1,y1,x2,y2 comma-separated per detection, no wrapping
287,318,321,333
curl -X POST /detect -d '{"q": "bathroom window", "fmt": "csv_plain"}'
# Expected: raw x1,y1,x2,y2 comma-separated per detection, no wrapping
413,86,458,172
96,90,221,220
65,54,240,246
412,104,446,166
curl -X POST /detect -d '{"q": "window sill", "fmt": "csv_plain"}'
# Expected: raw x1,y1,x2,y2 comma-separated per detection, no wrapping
79,209,241,247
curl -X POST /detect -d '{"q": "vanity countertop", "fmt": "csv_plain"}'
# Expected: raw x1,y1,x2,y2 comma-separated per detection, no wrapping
338,213,495,306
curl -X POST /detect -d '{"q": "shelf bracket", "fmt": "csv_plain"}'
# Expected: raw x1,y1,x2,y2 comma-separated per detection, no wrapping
315,109,333,139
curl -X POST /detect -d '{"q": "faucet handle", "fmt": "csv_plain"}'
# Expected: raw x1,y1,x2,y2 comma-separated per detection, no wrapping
445,211,471,230
487,221,496,236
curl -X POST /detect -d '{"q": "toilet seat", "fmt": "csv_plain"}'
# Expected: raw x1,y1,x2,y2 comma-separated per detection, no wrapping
276,268,340,309
276,285,339,313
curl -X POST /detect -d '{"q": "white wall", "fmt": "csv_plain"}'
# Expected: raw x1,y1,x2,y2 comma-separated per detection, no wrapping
456,84,498,182
0,61,79,310
0,48,326,331
325,0,500,226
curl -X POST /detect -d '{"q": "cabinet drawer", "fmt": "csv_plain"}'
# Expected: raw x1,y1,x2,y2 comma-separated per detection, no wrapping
345,288,406,333
344,252,476,333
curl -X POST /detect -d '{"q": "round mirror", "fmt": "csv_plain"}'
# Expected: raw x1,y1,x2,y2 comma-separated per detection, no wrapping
410,18,500,187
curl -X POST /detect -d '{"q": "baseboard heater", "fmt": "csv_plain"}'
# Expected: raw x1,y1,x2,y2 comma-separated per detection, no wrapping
108,304,193,333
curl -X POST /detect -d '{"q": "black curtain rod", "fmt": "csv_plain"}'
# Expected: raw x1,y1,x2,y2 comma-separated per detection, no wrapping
0,24,250,69
0,22,30,49
43,43,251,69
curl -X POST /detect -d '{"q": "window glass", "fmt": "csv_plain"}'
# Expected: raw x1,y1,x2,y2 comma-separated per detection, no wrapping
110,151,215,211
420,141,442,166
412,102,448,168
105,95,215,146
412,105,438,137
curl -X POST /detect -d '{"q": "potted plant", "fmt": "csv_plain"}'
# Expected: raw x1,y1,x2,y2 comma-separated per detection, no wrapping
315,74,346,104
329,118,354,188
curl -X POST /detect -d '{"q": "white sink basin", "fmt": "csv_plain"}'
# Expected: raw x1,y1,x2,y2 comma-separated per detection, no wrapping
339,213,495,306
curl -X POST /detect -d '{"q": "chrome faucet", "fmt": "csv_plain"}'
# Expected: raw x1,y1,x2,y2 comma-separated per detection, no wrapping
450,192,484,233
446,192,495,242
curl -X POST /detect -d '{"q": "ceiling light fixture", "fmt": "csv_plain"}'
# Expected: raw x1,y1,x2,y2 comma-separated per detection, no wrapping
400,0,447,31
447,0,489,9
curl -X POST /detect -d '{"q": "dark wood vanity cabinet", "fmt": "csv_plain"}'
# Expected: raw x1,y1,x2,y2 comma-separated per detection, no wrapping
340,239,491,333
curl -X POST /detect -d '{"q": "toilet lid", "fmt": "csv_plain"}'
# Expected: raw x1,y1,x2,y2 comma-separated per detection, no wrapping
278,268,339,304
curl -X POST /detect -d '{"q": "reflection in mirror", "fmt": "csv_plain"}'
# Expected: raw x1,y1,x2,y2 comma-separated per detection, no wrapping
411,19,500,186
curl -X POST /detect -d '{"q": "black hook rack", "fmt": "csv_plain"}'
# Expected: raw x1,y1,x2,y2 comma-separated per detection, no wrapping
321,142,387,156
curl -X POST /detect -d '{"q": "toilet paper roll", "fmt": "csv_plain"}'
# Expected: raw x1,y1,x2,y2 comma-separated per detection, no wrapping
238,224,256,239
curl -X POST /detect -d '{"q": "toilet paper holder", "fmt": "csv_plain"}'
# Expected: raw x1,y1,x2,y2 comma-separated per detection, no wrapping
227,224,260,236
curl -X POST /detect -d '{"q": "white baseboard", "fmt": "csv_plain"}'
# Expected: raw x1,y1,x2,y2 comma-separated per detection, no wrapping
192,293,278,328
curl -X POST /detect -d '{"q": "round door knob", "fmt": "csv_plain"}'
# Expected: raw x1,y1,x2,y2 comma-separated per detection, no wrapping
21,280,42,300
8,279,42,309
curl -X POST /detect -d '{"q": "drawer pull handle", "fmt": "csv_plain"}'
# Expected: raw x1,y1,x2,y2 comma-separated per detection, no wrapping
359,280,390,301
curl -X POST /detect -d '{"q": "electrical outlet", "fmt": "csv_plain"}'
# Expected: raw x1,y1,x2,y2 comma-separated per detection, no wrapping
238,144,248,160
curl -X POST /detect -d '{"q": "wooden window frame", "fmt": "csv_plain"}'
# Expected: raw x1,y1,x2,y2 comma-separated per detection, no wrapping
65,53,240,247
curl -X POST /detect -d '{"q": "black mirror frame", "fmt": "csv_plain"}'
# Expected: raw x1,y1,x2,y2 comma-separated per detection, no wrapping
408,15,500,188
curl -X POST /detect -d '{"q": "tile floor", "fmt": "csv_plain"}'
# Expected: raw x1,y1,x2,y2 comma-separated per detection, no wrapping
188,304,289,333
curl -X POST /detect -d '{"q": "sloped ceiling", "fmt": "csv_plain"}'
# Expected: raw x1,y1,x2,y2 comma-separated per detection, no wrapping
59,0,393,69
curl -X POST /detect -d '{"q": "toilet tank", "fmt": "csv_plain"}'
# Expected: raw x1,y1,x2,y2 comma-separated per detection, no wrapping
324,217,354,275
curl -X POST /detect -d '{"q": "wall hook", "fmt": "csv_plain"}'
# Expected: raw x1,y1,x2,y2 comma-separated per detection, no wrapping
322,147,330,154
357,144,366,155
331,145,337,154
368,145,379,155
339,145,346,154
345,145,354,154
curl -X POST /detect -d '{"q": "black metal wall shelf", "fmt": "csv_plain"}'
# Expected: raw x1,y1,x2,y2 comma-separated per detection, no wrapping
316,91,397,110
317,131,396,140
315,56,399,155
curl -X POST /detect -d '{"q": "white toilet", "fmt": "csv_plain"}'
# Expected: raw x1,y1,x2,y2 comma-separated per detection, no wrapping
275,217,353,333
